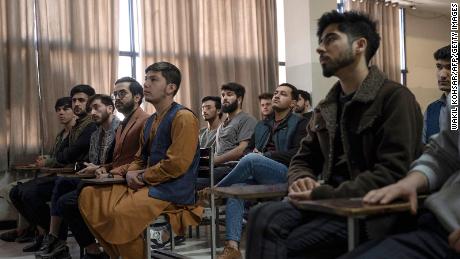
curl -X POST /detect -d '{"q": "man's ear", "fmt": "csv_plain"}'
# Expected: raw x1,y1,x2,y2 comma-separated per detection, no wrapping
238,96,243,106
166,83,177,96
354,37,367,55
133,94,141,104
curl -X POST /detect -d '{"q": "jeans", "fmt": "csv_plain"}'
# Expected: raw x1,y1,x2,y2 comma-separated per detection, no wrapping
217,153,288,242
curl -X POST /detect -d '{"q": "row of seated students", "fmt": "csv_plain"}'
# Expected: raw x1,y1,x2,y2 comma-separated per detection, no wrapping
0,9,458,259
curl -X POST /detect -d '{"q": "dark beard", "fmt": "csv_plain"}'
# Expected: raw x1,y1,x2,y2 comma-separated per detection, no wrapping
96,112,110,125
321,48,355,77
294,105,304,113
221,100,238,113
117,100,135,114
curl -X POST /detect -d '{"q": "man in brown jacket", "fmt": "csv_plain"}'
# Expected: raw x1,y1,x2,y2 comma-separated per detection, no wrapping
55,77,149,259
246,11,423,259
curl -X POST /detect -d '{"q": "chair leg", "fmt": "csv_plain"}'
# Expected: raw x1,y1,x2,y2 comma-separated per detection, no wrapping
196,225,200,238
216,207,220,248
188,225,192,238
145,227,151,259
167,221,175,251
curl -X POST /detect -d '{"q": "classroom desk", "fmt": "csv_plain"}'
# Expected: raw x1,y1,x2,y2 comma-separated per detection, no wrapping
213,183,288,200
11,164,40,179
291,198,412,251
39,167,94,178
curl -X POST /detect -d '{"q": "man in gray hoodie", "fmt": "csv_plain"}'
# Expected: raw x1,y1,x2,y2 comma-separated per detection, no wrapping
343,97,460,258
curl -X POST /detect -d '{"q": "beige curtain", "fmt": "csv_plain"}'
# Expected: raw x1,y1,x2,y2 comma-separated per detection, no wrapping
36,0,119,151
345,0,401,82
140,0,278,118
0,0,42,170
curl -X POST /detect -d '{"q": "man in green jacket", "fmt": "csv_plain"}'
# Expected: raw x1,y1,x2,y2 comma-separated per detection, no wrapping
246,10,423,259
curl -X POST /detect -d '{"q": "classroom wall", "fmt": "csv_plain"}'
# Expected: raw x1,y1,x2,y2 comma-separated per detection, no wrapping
283,0,337,106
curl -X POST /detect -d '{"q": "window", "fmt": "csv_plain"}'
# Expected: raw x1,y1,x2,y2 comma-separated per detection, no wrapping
399,8,407,85
277,0,286,84
118,0,140,80
337,0,344,13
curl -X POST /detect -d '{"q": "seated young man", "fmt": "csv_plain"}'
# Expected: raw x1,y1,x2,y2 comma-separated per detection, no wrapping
215,83,308,259
79,62,203,259
57,77,149,259
246,11,423,259
342,99,459,259
36,94,120,259
199,96,222,148
200,83,257,186
9,85,97,253
0,97,76,243
422,45,451,144
258,92,273,120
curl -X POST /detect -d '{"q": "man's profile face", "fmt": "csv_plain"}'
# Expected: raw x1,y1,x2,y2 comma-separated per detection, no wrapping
295,95,307,113
202,100,219,122
90,99,112,125
317,24,356,78
72,92,90,116
113,82,135,114
259,98,272,117
221,90,239,113
272,86,294,112
436,59,451,92
144,71,169,104
55,105,74,125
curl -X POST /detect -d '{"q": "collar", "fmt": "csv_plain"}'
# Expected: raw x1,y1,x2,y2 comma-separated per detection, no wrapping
320,66,386,107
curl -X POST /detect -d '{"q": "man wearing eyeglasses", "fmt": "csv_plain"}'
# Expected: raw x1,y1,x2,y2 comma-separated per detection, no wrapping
56,77,149,259
79,62,202,259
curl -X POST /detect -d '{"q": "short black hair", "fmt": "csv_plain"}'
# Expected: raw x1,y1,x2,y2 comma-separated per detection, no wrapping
221,82,246,100
258,92,273,101
55,97,72,111
434,45,451,61
201,96,222,110
70,84,95,98
279,83,299,101
115,77,144,105
87,94,114,111
317,11,380,64
145,62,181,95
297,90,311,104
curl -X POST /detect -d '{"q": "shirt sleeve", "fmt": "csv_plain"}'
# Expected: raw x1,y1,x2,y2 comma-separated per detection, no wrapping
56,123,97,164
237,115,257,143
410,124,460,191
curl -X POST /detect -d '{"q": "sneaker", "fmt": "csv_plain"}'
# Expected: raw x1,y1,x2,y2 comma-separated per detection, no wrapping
0,229,19,242
217,245,242,259
36,234,65,255
22,235,44,252
150,225,168,249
